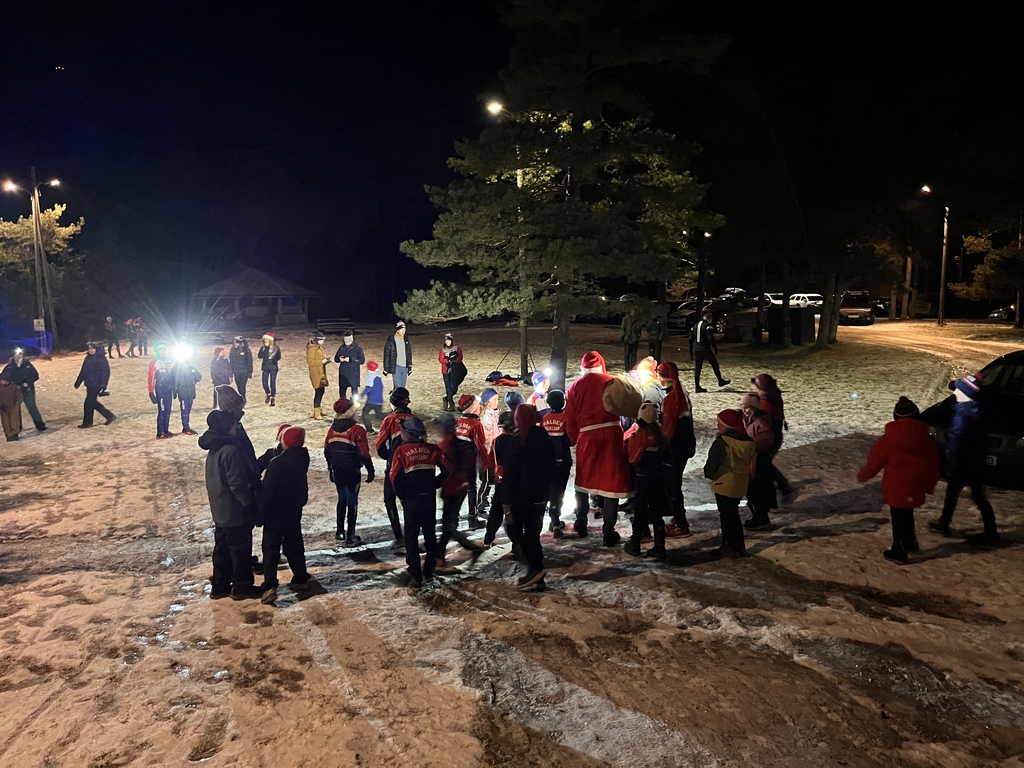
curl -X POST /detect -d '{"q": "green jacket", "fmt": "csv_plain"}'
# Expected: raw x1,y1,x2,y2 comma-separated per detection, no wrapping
704,429,755,498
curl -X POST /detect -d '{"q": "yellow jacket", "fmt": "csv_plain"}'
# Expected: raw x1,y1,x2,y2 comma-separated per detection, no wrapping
306,340,328,389
704,430,755,498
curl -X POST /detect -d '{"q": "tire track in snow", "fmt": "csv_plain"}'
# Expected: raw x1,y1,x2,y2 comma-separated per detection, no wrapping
334,589,720,768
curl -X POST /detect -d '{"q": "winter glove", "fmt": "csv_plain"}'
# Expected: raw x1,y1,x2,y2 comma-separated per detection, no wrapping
365,468,375,484
407,366,412,375
382,371,389,377
149,393,158,404
783,420,789,432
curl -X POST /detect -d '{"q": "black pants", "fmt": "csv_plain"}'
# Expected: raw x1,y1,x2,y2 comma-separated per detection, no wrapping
464,463,479,519
402,492,437,581
233,375,248,402
575,492,618,537
484,491,507,545
338,375,354,399
362,403,384,432
442,372,457,403
383,474,403,539
127,338,138,357
261,519,309,588
438,491,481,556
939,469,997,533
477,468,495,516
667,455,689,527
888,507,917,555
313,386,325,408
623,341,638,372
510,501,545,572
715,493,745,554
632,473,668,546
548,461,571,523
106,339,121,357
747,453,774,520
82,386,114,426
694,351,725,389
333,472,360,539
138,338,148,356
212,524,255,591
648,339,663,363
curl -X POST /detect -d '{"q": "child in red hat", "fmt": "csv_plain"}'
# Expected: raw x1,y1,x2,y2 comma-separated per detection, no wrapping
704,409,755,558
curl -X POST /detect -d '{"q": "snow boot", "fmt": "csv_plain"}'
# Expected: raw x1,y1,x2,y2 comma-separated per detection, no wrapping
265,394,271,404
744,514,771,530
623,539,642,557
883,548,909,564
644,544,667,559
603,529,621,547
270,396,276,407
313,407,323,420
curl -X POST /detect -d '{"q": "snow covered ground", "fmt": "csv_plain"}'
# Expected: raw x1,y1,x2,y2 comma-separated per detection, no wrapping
1,321,1023,766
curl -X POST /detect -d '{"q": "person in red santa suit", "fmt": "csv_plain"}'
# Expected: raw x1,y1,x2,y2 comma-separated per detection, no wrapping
565,350,638,546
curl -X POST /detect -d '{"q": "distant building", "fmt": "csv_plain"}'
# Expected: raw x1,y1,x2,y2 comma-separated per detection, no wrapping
191,267,316,326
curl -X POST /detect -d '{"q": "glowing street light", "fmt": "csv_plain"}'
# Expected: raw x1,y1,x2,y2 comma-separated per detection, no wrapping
486,101,503,115
920,184,932,194
921,184,950,326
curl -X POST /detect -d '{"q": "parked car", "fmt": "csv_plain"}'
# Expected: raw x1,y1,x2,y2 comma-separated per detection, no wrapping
870,296,891,317
919,350,1024,490
763,293,784,306
667,299,731,333
789,293,824,309
838,292,876,325
989,305,1016,321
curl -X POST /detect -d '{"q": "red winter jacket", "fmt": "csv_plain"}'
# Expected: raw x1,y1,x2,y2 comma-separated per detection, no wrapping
438,345,463,374
857,418,940,509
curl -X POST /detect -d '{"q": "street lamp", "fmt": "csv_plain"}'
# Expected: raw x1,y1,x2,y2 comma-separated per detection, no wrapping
2,168,62,349
921,185,950,326
486,101,503,115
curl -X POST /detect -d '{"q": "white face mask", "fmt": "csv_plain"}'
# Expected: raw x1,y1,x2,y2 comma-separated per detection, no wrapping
344,336,354,344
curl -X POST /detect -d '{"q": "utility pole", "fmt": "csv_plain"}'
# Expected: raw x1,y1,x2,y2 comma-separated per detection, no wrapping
937,204,950,325
29,168,46,347
30,167,60,349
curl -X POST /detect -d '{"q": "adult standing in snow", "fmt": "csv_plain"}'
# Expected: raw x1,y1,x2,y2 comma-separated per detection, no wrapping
564,350,639,545
201,409,261,600
258,332,281,406
0,370,23,442
333,330,365,399
739,393,776,530
858,397,940,564
647,314,667,363
703,409,755,558
229,336,253,402
306,331,329,420
621,307,642,372
74,343,116,429
136,320,150,357
210,347,233,408
657,361,696,537
928,374,1000,545
438,333,464,411
383,321,412,391
125,318,139,358
103,316,123,358
3,349,47,433
752,373,793,498
148,342,176,439
172,349,202,436
689,312,730,393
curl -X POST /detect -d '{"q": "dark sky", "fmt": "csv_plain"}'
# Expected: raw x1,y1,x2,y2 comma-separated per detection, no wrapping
3,2,1022,322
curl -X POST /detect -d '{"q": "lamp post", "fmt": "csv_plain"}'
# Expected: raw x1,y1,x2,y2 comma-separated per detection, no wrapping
3,169,61,349
921,185,950,326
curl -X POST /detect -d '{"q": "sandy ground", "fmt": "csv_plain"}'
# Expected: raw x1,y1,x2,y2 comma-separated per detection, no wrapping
1,321,1024,767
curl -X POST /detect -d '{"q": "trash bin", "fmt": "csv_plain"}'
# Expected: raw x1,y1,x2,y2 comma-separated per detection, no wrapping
766,307,816,345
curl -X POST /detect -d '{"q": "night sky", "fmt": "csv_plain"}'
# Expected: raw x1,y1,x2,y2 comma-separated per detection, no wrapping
2,2,1022,326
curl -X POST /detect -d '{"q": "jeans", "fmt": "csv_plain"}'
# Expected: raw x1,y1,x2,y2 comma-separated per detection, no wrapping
575,492,618,538
262,370,277,396
362,403,384,432
235,376,248,402
211,524,255,591
261,520,309,588
402,493,437,581
179,398,194,431
694,351,725,388
715,493,745,553
392,365,408,389
83,386,114,426
333,472,361,539
21,387,45,429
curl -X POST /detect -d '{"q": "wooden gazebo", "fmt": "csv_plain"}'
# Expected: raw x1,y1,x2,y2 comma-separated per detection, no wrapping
192,267,316,325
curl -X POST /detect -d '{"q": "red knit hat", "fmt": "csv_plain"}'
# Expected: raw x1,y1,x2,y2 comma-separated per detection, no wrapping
281,426,305,449
717,409,746,433
457,394,478,412
276,423,292,442
367,361,379,371
581,350,606,373
333,398,356,418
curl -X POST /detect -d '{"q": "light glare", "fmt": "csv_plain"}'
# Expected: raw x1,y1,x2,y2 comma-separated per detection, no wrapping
3,181,18,193
920,185,932,194
172,343,193,362
486,101,503,115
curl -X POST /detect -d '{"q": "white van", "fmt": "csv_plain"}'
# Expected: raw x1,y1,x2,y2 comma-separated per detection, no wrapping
789,293,824,309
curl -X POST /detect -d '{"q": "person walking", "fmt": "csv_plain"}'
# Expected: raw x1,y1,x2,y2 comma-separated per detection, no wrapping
229,336,253,403
435,413,485,572
438,333,464,411
359,361,385,434
928,374,1000,545
739,393,776,530
375,387,414,552
389,416,450,590
0,370,23,442
704,409,755,558
858,397,941,564
333,330,365,399
307,331,329,420
623,401,672,559
324,398,375,546
541,389,571,537
257,425,316,603
621,307,641,372
172,349,202,436
103,316,123,358
148,342,176,439
564,351,639,545
383,321,412,391
689,311,730,392
258,332,281,406
125,318,139,358
136,320,150,357
200,409,262,600
3,349,47,432
210,347,233,408
657,361,696,537
74,343,116,429
752,373,793,498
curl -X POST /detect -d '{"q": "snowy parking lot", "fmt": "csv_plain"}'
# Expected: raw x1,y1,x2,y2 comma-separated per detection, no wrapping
1,320,1023,766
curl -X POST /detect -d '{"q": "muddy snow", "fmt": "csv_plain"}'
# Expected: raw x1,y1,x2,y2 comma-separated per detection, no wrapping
1,320,1023,766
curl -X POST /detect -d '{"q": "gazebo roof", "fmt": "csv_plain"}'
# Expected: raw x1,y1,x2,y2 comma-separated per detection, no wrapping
192,267,317,299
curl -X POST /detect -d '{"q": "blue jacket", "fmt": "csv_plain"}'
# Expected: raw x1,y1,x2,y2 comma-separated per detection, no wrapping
947,399,985,470
361,370,384,405
74,350,110,390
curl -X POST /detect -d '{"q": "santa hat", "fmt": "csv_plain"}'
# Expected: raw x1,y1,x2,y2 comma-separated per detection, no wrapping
581,350,606,374
637,401,658,424
739,393,760,410
717,409,746,433
444,333,454,341
954,374,982,400
280,426,305,449
367,361,379,372
457,394,479,413
275,423,292,442
636,356,658,380
893,396,919,419
333,398,357,419
262,332,275,341
213,346,224,358
515,403,539,444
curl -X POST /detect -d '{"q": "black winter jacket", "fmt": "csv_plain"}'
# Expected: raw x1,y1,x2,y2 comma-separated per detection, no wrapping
202,433,259,527
3,359,39,392
258,343,281,371
172,362,202,401
257,446,309,526
230,343,253,380
333,342,365,389
502,426,556,508
75,350,110,390
383,335,413,374
688,319,718,355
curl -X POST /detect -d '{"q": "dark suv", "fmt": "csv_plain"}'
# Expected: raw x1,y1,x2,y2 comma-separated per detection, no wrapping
838,291,875,325
919,350,1024,490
